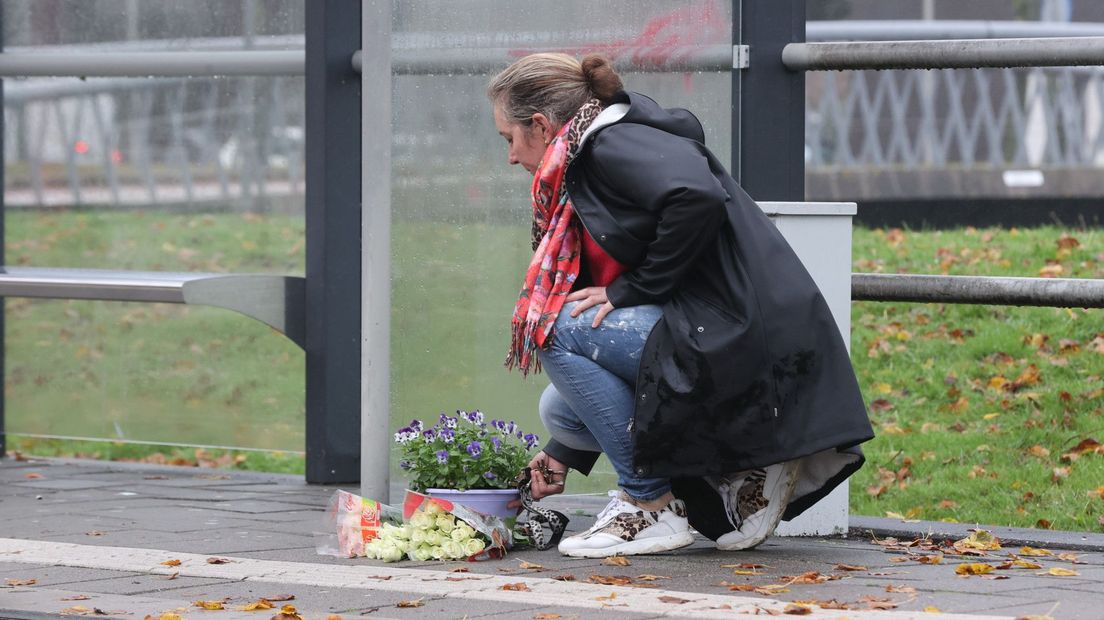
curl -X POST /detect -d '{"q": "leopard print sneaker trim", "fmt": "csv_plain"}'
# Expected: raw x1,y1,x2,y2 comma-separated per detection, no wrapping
737,470,768,521
584,499,688,542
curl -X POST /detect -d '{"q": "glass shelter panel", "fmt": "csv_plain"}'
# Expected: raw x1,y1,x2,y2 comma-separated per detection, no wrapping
390,0,732,491
2,1,306,457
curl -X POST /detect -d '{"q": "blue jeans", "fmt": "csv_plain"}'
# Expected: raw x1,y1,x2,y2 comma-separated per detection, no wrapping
536,301,668,501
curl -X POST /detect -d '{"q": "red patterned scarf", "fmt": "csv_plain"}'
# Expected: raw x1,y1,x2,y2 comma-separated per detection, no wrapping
506,99,605,376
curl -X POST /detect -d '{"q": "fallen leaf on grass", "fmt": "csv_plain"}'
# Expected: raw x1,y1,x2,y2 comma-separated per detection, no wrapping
955,563,995,575
160,559,182,567
833,563,867,571
395,599,424,608
500,582,530,591
601,555,631,567
5,578,36,587
206,557,232,564
1039,567,1079,577
782,603,813,615
658,595,691,604
193,600,226,610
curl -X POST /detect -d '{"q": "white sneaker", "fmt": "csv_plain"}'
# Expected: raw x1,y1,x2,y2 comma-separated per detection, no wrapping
714,461,799,551
558,490,694,558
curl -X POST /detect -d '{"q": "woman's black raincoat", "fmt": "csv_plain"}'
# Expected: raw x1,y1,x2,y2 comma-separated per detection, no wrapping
542,92,874,530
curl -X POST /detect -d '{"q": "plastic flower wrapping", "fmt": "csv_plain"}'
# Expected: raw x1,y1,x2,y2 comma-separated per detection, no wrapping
318,489,512,562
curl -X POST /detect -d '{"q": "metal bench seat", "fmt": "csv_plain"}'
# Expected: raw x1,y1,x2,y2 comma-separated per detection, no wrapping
0,267,305,349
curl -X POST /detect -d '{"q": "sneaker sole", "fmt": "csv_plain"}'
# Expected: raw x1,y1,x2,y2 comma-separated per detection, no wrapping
561,531,695,558
716,463,800,551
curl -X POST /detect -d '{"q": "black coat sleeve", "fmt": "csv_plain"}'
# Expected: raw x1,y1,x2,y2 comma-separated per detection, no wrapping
587,124,729,308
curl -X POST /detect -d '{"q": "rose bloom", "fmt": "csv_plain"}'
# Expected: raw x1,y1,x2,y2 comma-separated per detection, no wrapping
435,514,456,533
408,544,433,562
451,523,476,542
463,537,486,556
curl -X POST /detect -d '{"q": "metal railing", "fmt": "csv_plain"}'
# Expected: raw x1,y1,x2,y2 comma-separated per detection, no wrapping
10,23,1104,211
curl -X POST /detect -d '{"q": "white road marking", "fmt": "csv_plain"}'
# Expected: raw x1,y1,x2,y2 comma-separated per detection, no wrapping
0,538,1012,619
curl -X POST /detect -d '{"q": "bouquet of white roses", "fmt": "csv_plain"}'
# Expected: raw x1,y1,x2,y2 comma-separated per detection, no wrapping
364,499,490,562
319,490,510,562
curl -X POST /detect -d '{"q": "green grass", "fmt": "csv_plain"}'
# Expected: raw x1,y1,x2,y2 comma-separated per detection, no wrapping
849,226,1104,532
3,211,1102,530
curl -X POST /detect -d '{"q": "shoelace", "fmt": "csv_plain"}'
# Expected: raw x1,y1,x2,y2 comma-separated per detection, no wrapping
592,490,630,529
717,478,743,532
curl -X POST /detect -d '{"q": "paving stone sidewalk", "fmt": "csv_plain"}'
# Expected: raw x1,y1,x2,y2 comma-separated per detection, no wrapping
1,457,1102,619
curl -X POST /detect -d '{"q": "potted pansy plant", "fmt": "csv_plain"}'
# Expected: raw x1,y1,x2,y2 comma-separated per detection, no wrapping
394,410,540,518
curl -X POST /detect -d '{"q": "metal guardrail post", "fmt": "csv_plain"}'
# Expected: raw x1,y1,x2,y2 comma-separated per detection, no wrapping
733,0,806,201
305,0,361,484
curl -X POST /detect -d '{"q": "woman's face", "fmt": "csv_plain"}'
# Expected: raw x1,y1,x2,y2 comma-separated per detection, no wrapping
494,103,554,175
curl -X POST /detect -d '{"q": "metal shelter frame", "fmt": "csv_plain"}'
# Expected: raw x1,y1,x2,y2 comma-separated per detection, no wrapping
1,1,1102,495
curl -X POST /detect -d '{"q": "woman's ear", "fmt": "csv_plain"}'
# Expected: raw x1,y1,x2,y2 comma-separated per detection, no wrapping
531,113,554,144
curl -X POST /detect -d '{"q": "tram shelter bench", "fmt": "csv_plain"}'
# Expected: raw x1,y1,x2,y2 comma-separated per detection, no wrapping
0,267,305,349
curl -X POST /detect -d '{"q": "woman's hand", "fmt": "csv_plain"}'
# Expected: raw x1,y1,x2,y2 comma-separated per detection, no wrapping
567,286,615,328
522,451,569,502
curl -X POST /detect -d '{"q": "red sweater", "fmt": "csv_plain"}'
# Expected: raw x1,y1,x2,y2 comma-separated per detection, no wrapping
581,228,628,287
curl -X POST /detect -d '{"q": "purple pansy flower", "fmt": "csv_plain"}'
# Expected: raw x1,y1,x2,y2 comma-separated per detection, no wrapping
422,429,437,443
465,410,484,425
408,419,423,433
439,428,455,443
523,433,540,450
483,471,497,481
504,421,517,436
399,460,413,470
435,450,449,464
490,436,502,452
466,441,483,459
393,427,417,444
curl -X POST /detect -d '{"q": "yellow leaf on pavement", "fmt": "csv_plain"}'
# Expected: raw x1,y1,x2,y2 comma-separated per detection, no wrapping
601,556,631,567
953,530,1001,552
1019,546,1053,556
955,563,994,575
193,600,225,610
160,559,182,567
1041,567,1079,577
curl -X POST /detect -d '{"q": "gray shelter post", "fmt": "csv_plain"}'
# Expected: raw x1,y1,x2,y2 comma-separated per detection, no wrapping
0,10,5,459
305,1,361,483
360,1,392,503
733,0,806,201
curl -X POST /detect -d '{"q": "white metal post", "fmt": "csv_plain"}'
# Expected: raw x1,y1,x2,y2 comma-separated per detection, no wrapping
361,0,392,503
759,201,858,537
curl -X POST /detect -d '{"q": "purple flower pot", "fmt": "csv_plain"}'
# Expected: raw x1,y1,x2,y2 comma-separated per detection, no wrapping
426,488,520,519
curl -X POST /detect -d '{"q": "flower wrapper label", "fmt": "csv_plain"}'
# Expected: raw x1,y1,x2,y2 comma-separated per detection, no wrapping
403,490,512,560
317,489,402,558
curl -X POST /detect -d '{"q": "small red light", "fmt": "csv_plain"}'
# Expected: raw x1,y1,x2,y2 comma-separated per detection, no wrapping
111,150,123,163
74,140,90,154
